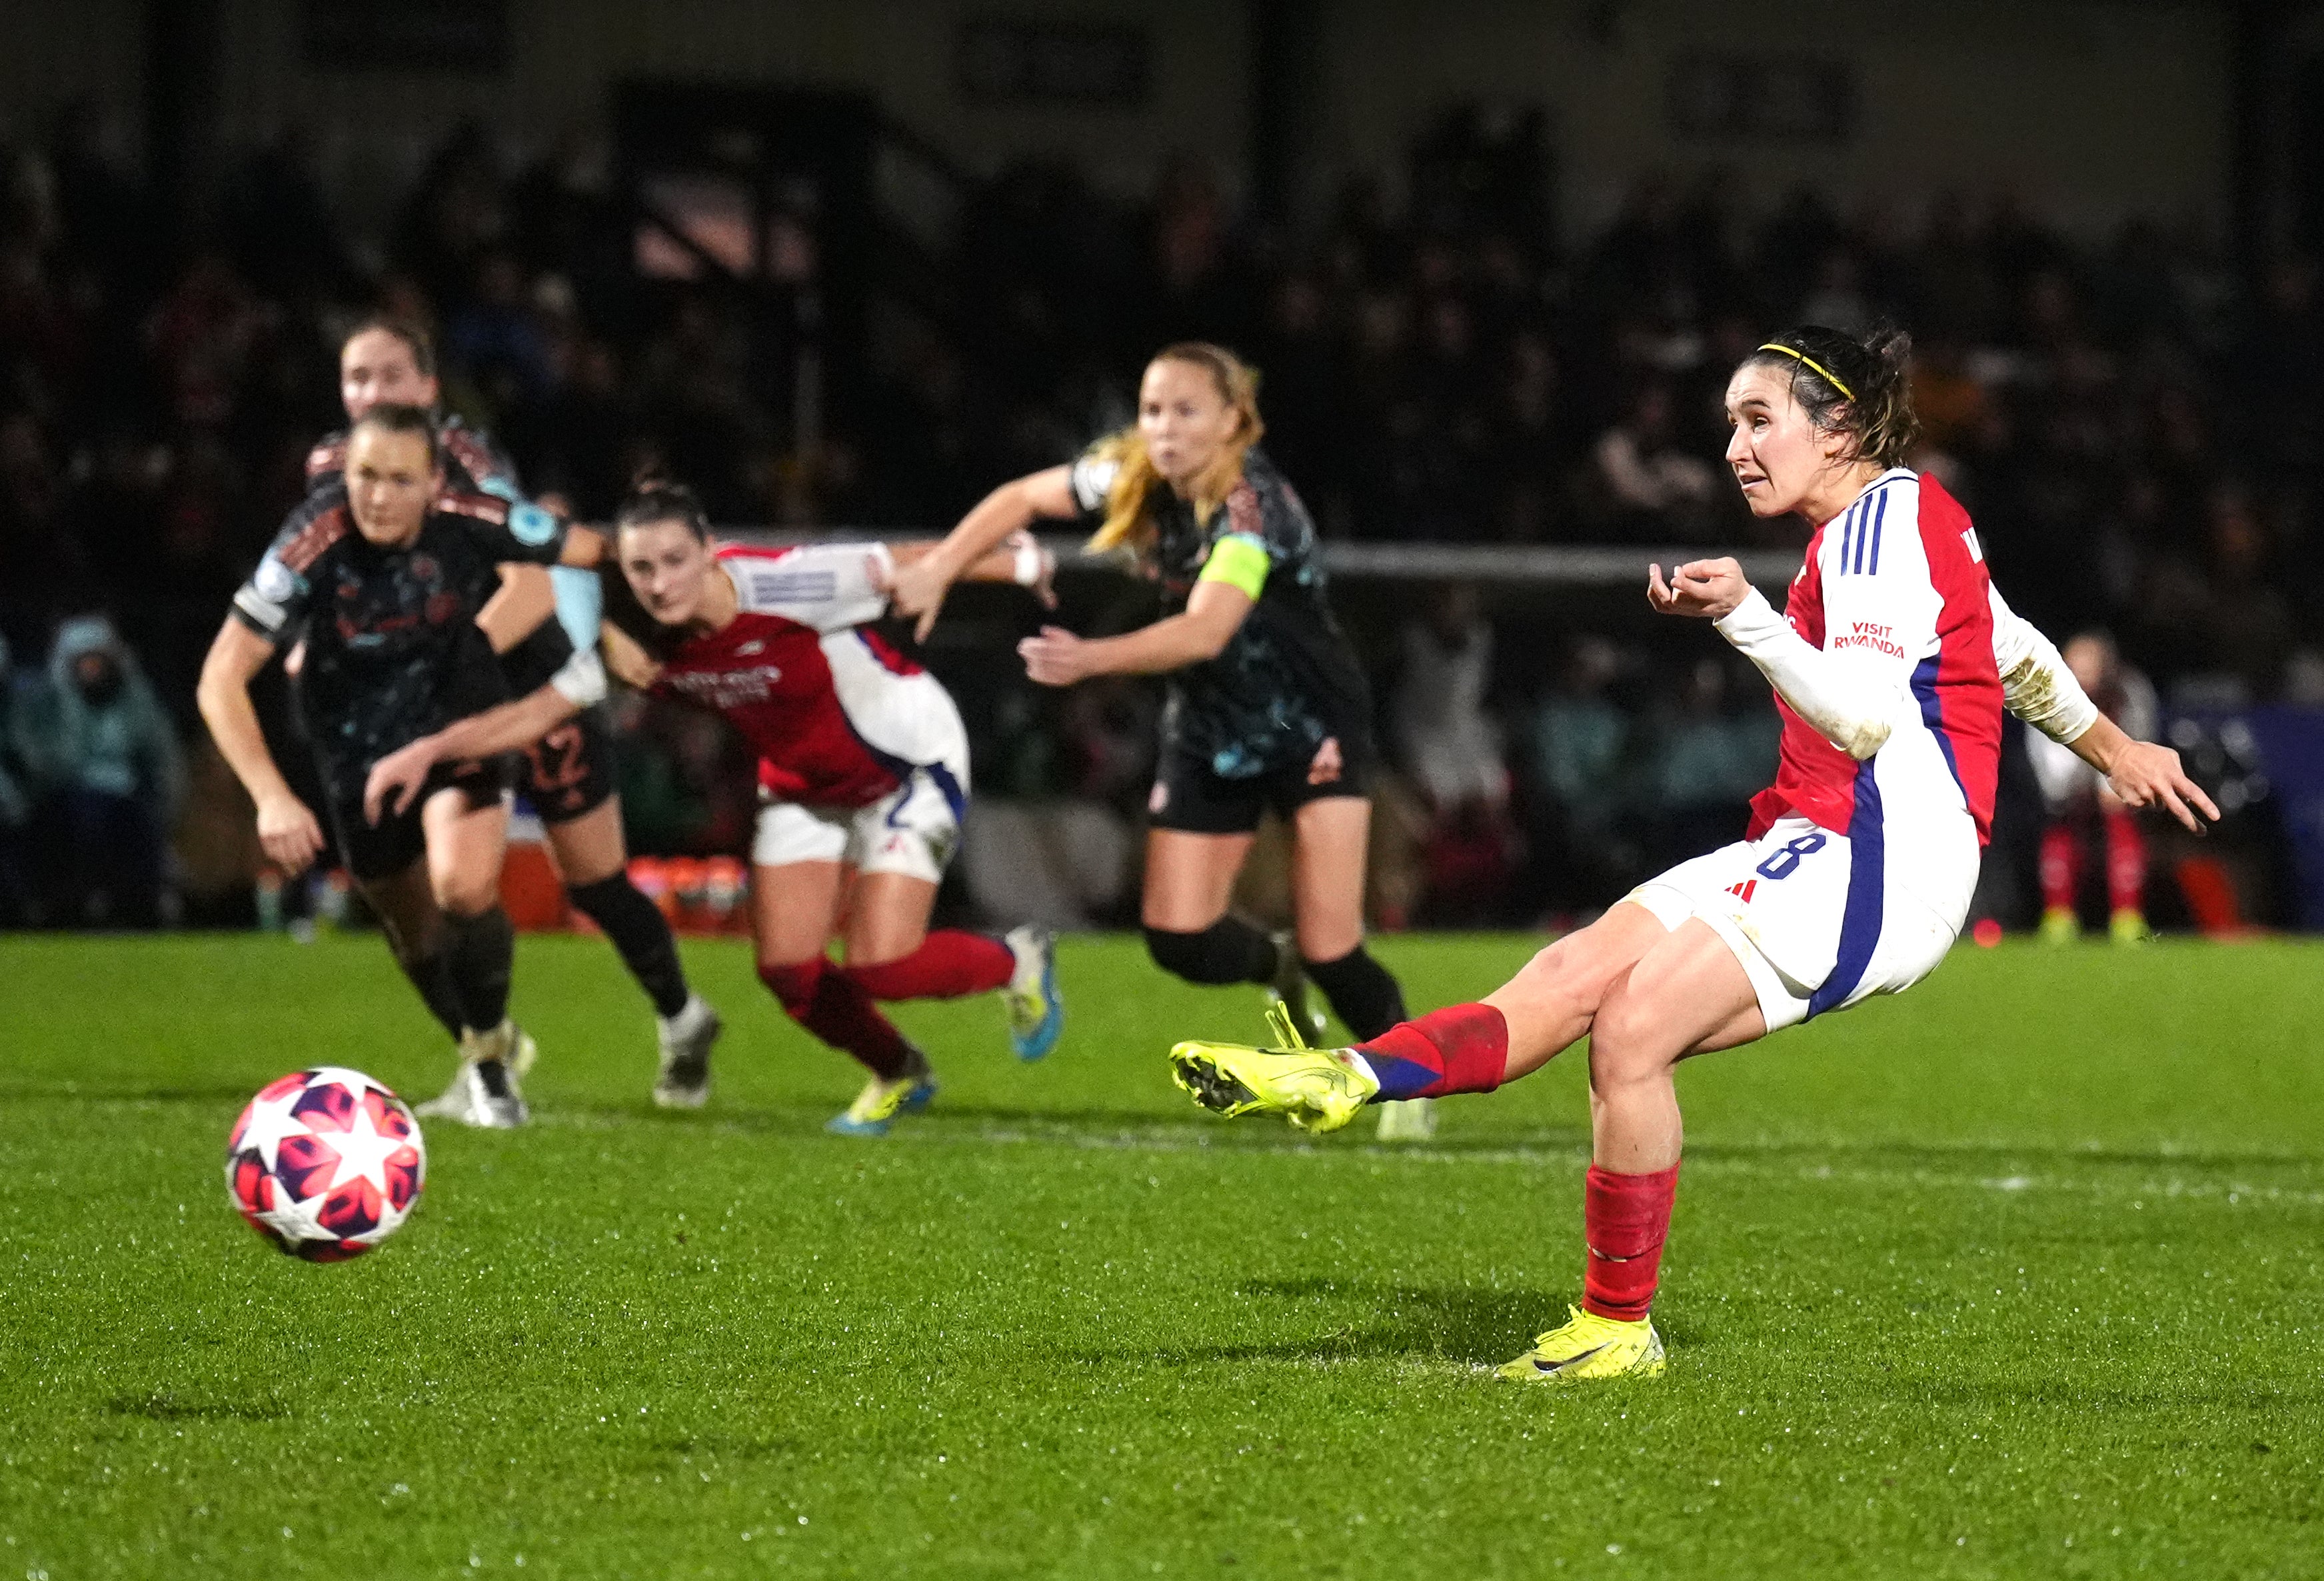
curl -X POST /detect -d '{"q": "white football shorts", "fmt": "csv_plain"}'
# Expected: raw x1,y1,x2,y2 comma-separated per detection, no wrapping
1626,813,1968,1033
751,767,964,885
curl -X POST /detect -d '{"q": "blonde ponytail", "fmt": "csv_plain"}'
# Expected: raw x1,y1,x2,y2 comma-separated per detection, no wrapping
1086,343,1266,556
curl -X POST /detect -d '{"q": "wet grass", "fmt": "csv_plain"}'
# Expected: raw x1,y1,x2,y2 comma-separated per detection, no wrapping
2,931,2320,1578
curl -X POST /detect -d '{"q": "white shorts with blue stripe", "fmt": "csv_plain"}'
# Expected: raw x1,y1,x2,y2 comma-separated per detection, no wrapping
752,766,966,886
1625,813,1969,1033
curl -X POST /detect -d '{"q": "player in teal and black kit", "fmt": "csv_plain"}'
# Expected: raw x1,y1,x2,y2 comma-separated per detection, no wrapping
304,319,721,1109
893,343,1415,1127
199,404,608,1128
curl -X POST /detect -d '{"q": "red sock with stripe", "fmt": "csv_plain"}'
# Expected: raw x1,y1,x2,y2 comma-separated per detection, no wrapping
840,931,1014,1001
1581,1163,1681,1322
1351,1004,1508,1100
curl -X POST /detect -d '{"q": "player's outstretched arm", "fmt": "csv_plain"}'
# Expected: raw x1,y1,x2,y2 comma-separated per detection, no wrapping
1019,577,1252,687
196,617,325,871
361,663,599,824
892,466,1077,641
889,532,1058,606
1984,585,2215,832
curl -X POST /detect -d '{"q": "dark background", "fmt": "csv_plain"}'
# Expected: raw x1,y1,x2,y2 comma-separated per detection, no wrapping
0,0,2318,932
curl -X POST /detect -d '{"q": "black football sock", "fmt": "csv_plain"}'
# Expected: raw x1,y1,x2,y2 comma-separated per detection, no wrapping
390,946,465,1042
1142,918,1281,986
1303,944,1408,1042
566,872,691,1018
472,1055,516,1098
441,904,516,1034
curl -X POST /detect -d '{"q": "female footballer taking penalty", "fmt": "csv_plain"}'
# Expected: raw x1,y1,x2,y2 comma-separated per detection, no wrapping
890,343,1410,1078
1166,325,2218,1382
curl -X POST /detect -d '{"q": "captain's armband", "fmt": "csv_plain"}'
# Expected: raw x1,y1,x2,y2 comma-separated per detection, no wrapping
1196,533,1270,601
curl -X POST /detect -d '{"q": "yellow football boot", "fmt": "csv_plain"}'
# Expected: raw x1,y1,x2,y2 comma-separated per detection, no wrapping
1494,1305,1667,1384
1167,1000,1379,1134
825,1068,937,1137
2109,907,2151,945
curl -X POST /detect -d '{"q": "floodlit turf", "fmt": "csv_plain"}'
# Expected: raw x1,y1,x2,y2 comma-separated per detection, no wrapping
3,931,2323,1580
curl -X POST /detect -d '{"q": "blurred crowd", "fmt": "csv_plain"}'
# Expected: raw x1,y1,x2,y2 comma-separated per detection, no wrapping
1,105,2316,928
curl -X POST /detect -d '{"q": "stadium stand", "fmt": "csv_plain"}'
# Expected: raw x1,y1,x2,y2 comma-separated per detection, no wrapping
0,109,2315,927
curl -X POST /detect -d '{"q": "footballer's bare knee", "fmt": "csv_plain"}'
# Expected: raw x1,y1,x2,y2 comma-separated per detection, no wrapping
1487,904,1666,1076
433,876,499,918
1586,986,1681,1091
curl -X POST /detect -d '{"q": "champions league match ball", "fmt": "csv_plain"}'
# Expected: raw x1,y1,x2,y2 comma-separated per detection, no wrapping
225,1068,426,1262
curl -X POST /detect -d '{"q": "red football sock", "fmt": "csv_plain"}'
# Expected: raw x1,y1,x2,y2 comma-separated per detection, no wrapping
840,930,1014,1001
2039,821,2082,914
1353,1004,1508,1100
2103,807,2148,914
758,957,914,1078
1581,1162,1682,1322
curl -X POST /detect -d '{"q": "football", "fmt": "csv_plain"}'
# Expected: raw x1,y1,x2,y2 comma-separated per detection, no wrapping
224,1067,427,1262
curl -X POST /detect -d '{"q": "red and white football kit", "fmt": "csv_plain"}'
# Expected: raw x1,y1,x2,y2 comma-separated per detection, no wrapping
1630,469,2099,1029
647,543,972,884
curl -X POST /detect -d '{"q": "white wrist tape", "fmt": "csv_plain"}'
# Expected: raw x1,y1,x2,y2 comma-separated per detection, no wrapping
1989,592,2100,745
1010,533,1046,587
549,648,608,709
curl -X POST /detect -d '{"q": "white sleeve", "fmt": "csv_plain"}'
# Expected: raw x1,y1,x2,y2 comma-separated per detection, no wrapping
1712,485,1939,761
1714,589,1905,761
1987,585,2099,745
726,543,894,633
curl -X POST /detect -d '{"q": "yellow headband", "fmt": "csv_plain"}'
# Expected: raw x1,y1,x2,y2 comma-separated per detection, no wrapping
1757,343,1854,401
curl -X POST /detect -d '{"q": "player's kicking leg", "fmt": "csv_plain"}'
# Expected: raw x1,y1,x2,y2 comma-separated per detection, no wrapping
1168,902,1667,1130
1170,902,1704,1378
1493,919,1759,1381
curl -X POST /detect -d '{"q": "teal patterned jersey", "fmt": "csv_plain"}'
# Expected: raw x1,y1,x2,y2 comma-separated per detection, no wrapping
1068,444,1372,778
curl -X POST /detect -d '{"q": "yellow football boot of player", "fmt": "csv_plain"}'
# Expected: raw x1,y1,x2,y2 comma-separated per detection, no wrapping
1167,1000,1379,1134
826,1068,937,1137
1495,1306,1667,1384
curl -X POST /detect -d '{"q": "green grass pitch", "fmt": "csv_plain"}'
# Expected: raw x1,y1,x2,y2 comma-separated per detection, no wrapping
3,930,2323,1579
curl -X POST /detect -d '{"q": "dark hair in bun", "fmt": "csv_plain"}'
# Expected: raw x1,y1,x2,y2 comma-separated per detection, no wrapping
615,475,710,541
1744,325,1920,469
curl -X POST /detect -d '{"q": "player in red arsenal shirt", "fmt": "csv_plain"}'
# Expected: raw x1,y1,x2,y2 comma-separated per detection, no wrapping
1166,325,2221,1381
362,481,1064,1136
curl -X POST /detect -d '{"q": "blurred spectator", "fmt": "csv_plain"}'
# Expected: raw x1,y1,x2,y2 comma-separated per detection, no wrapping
1644,658,1777,860
0,104,2313,930
1589,380,1718,537
445,249,555,418
2028,633,2160,943
1390,583,1517,924
13,615,184,925
1391,583,1510,813
1523,638,1634,916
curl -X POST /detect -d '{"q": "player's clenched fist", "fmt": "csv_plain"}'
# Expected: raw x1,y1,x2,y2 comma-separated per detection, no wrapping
255,790,325,872
1648,557,1749,620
